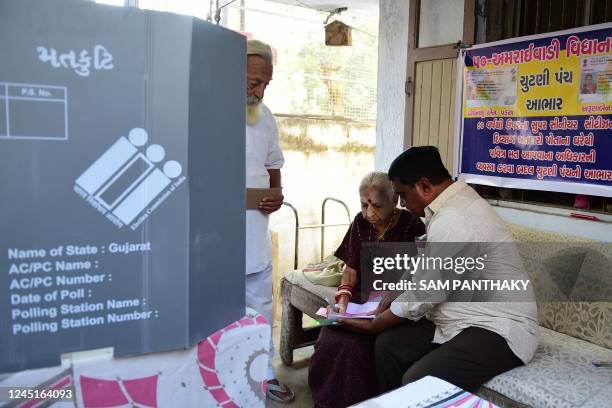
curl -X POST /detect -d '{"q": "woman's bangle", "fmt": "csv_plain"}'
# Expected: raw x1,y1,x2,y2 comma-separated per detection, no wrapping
336,296,349,306
335,289,352,303
336,289,352,297
338,284,354,293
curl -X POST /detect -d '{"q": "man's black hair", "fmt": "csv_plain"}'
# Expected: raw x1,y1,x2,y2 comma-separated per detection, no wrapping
388,146,452,186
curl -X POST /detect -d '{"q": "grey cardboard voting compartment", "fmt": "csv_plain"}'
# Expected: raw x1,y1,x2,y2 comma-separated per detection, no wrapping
0,0,246,372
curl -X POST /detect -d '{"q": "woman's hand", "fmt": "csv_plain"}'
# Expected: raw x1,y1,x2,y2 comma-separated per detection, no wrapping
328,294,349,316
337,297,348,314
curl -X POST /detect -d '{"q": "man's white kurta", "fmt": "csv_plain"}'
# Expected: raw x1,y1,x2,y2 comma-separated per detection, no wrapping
390,180,539,364
245,104,284,275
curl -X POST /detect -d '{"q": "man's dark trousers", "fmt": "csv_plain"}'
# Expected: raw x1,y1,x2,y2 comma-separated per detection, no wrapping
375,318,523,392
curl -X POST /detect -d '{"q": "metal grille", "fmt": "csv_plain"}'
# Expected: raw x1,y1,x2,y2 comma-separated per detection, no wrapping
131,0,378,122
225,0,379,122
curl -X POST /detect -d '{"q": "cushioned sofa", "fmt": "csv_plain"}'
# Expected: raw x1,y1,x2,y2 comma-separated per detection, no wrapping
279,223,612,407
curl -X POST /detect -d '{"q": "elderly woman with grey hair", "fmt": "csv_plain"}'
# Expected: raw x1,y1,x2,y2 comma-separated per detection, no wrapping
308,171,425,408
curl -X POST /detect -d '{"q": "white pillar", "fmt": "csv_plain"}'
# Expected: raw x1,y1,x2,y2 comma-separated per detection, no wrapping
375,0,410,171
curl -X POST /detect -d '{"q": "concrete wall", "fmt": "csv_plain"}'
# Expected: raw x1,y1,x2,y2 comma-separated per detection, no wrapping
276,115,375,154
375,0,409,172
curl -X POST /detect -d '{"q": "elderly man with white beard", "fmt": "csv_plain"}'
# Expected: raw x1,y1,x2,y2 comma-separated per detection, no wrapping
244,39,294,403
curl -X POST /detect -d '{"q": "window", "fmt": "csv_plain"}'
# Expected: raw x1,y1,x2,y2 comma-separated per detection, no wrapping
418,0,465,47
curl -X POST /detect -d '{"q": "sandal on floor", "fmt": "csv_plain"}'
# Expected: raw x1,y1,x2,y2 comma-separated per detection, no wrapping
266,379,295,403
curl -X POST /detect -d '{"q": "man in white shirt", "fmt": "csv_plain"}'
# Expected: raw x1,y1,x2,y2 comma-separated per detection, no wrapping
244,39,294,403
341,146,538,393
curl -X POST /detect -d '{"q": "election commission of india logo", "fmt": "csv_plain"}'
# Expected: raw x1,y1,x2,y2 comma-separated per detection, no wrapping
74,128,186,230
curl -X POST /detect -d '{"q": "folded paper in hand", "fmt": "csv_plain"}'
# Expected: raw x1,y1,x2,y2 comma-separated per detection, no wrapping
246,187,282,209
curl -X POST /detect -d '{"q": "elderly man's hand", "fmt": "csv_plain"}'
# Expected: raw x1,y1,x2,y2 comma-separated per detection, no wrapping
258,194,284,214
